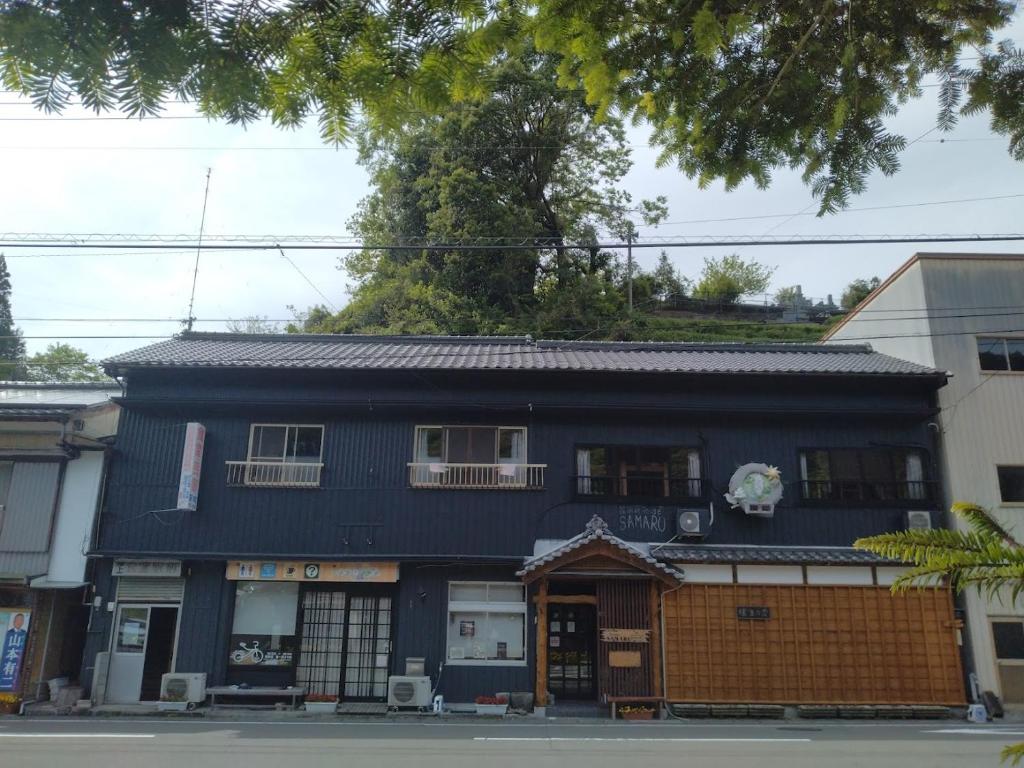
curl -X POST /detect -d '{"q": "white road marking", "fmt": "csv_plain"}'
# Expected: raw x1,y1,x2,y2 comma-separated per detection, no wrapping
473,737,811,743
0,733,155,739
925,729,1024,736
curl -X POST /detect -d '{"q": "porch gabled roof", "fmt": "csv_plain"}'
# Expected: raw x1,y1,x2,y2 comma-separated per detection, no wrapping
517,516,684,586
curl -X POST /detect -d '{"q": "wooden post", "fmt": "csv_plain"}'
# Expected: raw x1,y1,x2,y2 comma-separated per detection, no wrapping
649,579,664,700
535,578,548,707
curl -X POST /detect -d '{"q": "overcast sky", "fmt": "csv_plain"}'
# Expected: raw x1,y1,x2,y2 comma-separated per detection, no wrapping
1,16,1022,360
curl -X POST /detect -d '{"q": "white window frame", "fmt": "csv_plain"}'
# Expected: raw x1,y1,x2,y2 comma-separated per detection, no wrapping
247,424,325,464
991,617,1024,667
446,581,527,667
977,335,1024,374
413,425,528,464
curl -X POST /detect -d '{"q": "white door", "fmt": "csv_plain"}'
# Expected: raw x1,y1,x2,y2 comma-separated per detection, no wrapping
106,605,150,704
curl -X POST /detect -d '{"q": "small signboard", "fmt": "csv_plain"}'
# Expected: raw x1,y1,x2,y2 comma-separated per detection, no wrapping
176,422,206,512
736,606,771,620
112,559,182,578
600,628,651,643
608,650,642,668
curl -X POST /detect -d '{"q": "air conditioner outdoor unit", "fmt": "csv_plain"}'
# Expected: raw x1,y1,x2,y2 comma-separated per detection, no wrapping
160,672,207,704
387,676,432,709
677,509,704,537
906,510,933,531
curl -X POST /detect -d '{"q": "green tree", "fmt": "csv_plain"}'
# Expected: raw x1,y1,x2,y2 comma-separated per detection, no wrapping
841,277,882,310
1,2,1019,212
0,254,26,380
298,49,662,336
27,343,107,382
225,316,280,334
856,503,1024,764
651,251,690,303
774,286,803,306
693,255,776,305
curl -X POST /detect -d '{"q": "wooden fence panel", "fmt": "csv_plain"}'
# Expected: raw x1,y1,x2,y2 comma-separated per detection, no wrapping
662,585,964,705
597,580,653,697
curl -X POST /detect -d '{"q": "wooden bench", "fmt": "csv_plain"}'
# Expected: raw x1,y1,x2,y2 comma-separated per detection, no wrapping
206,686,306,710
605,696,668,720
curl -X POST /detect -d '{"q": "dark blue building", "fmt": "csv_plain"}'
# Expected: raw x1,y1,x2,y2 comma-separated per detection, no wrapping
82,334,965,710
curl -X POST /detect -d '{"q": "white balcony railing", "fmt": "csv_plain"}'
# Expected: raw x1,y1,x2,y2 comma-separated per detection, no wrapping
226,460,324,488
408,462,546,490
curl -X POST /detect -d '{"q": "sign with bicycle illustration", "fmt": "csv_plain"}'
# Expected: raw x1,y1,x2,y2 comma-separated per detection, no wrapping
228,634,296,667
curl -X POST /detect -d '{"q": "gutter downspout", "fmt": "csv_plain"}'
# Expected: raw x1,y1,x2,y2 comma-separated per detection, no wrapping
33,592,57,701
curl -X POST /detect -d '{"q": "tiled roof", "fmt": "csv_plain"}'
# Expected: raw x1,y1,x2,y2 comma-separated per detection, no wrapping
0,406,76,420
517,516,685,582
655,544,900,566
104,332,942,377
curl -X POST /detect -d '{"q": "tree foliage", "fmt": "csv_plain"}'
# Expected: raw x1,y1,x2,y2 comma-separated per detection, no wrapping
692,255,776,304
840,276,882,309
0,254,26,380
1,2,1020,212
297,50,663,338
856,503,1024,764
26,343,107,382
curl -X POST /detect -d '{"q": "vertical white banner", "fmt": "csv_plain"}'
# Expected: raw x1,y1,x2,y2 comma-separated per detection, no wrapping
177,422,206,511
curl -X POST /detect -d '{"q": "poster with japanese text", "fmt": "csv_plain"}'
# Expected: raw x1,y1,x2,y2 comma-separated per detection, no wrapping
0,609,31,692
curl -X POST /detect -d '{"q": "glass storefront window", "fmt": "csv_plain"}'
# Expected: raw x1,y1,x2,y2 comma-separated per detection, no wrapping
229,581,299,667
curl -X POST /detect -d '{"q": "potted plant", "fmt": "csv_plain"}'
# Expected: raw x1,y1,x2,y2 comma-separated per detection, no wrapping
0,693,20,715
618,704,656,721
475,695,508,716
304,693,338,714
157,690,189,712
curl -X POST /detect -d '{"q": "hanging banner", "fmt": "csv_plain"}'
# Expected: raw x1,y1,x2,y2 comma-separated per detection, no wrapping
226,560,399,583
0,609,31,692
176,422,206,511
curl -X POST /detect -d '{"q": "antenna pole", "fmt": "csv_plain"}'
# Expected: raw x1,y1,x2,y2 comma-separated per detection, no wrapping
185,168,212,331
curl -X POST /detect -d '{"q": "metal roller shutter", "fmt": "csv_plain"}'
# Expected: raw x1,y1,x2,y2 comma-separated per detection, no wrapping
116,577,185,603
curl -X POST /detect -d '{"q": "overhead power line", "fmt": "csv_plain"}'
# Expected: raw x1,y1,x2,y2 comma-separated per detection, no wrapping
0,234,1022,251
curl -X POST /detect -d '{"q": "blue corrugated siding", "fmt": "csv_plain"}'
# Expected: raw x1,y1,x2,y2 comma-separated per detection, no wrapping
393,563,533,703
97,403,941,558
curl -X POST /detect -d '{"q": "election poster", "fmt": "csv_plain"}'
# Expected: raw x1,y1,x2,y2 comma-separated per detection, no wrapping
0,609,31,692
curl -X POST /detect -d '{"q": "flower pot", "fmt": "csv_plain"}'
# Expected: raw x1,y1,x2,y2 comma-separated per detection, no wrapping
620,709,655,721
475,704,508,716
304,701,337,714
157,700,189,712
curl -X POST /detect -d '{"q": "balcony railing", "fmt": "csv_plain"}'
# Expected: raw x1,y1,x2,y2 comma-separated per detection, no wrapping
226,460,324,488
573,475,704,501
408,462,546,490
800,480,936,504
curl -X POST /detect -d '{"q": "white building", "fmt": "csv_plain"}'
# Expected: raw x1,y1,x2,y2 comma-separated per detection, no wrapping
0,382,120,701
825,252,1024,704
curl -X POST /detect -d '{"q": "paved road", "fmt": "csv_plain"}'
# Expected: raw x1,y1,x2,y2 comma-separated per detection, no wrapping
0,718,1020,767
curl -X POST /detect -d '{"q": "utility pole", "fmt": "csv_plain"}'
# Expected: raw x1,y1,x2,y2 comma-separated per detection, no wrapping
626,228,634,313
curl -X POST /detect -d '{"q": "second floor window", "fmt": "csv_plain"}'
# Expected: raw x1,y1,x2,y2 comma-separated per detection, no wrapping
575,445,702,499
978,337,1024,372
410,426,542,489
249,425,324,464
997,466,1024,503
799,448,929,503
414,426,526,465
230,424,325,487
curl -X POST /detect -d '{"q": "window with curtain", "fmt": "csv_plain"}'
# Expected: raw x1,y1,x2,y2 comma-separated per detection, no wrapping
229,581,299,667
574,445,702,499
412,426,528,464
799,448,929,502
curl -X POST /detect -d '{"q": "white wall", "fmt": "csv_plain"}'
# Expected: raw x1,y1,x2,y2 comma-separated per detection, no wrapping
735,566,803,584
805,566,874,585
679,564,733,583
46,451,104,584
